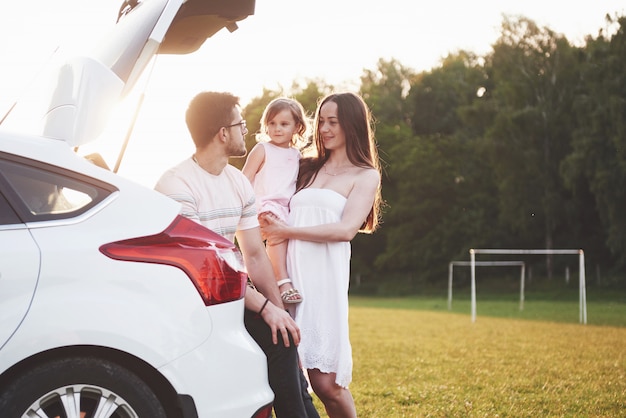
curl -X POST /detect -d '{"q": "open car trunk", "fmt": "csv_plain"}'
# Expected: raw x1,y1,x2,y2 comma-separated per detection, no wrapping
2,0,255,147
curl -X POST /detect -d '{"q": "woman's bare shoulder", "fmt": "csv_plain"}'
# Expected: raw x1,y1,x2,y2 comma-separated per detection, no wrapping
345,167,379,197
354,166,380,183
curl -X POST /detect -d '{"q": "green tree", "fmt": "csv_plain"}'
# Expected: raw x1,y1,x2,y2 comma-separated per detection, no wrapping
290,78,332,114
360,58,413,126
484,16,579,277
373,53,497,286
410,51,485,136
351,59,414,289
562,15,626,272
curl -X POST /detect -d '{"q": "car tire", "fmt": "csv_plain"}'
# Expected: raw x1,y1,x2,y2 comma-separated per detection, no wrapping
0,356,167,418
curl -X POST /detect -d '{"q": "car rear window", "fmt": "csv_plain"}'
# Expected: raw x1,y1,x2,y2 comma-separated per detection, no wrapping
0,155,116,223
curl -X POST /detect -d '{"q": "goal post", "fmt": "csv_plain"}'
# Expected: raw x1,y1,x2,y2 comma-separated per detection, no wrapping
469,249,587,324
448,261,526,311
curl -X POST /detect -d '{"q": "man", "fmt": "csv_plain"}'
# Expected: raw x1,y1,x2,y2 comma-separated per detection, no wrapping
155,91,318,418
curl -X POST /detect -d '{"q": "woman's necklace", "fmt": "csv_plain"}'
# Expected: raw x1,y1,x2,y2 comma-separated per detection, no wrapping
323,164,350,176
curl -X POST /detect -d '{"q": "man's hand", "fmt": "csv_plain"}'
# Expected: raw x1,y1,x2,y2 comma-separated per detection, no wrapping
261,301,301,347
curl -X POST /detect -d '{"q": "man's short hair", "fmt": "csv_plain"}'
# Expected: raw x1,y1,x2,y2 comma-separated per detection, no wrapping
186,91,240,148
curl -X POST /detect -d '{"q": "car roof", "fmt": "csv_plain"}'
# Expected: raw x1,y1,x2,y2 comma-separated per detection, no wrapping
2,0,255,148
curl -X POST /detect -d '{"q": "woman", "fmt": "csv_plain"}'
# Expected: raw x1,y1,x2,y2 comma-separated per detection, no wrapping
261,92,382,418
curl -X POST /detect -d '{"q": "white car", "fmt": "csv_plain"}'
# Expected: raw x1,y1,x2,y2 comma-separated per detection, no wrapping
0,1,274,417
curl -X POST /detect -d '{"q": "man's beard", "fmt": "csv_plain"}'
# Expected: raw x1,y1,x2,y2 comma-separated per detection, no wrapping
227,140,247,158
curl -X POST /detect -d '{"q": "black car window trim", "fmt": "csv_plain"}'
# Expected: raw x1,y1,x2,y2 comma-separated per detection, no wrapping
0,188,23,226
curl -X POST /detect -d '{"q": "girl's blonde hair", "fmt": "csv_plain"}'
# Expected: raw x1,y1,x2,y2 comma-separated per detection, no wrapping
256,97,310,148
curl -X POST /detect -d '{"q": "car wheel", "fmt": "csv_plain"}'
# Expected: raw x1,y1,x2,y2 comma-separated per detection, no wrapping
0,356,167,418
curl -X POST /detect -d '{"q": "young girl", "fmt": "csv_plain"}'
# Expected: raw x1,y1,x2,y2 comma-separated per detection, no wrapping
242,97,309,305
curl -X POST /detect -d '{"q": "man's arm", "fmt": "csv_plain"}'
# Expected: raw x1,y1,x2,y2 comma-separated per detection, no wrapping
237,226,299,346
236,226,283,308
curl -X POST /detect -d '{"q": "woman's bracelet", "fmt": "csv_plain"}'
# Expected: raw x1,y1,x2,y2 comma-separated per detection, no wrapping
258,298,270,315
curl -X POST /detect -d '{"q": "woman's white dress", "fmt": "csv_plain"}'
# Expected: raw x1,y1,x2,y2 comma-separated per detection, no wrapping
286,188,353,388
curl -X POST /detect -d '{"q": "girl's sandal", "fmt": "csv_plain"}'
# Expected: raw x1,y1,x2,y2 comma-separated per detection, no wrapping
281,288,303,304
277,278,303,304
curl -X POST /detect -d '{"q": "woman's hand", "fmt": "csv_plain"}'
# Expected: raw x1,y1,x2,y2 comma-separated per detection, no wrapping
259,212,288,246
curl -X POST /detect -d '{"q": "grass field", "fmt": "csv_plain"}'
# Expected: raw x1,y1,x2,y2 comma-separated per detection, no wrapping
309,293,626,417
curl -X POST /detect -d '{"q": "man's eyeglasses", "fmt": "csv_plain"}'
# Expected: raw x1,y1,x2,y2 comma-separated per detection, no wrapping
224,120,247,131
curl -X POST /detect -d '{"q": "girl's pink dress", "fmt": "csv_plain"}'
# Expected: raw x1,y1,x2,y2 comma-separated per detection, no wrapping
251,142,300,221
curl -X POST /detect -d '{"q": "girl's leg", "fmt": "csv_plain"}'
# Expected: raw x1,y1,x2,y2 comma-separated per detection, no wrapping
267,241,302,304
267,241,289,281
307,369,356,418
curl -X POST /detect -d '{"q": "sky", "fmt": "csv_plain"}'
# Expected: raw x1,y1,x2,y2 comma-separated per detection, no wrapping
1,0,624,187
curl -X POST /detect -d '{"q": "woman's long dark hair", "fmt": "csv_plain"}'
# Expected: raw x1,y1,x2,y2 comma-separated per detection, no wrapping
297,92,382,233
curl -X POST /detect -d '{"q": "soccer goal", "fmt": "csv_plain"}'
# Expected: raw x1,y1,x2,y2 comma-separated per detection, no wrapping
468,249,587,324
448,260,526,311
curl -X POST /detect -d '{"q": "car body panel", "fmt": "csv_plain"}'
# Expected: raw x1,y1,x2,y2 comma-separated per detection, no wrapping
157,301,274,416
0,229,40,349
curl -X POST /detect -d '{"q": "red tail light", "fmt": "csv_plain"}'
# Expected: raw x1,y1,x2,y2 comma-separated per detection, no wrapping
252,403,274,418
100,215,247,306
